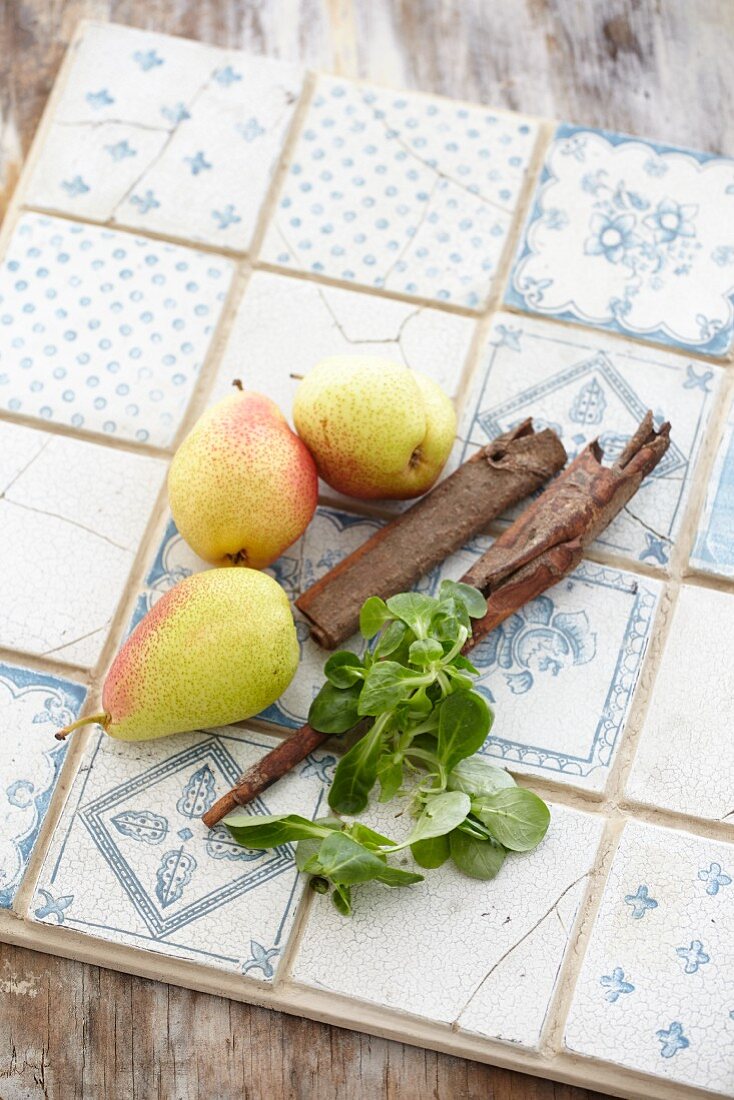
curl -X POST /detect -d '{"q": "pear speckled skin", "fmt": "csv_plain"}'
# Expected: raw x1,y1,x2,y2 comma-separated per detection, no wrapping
99,570,299,741
169,389,318,569
293,356,457,500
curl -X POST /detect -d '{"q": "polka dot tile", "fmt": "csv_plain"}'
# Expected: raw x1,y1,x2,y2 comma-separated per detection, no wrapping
23,22,304,251
260,76,539,310
0,213,234,446
0,420,166,668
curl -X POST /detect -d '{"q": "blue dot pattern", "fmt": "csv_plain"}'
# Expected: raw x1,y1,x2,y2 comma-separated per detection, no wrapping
0,214,234,446
261,76,539,310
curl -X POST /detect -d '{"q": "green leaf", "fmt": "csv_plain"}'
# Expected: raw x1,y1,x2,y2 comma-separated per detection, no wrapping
328,722,386,814
406,791,471,846
348,821,394,850
360,596,393,639
439,579,488,619
451,654,480,676
308,680,361,733
324,651,364,688
332,883,352,915
449,830,507,880
376,753,404,802
357,662,427,717
373,620,408,660
408,637,444,667
436,691,492,772
316,831,389,885
448,757,516,798
372,863,424,887
385,592,437,638
411,833,450,869
223,813,329,848
294,818,342,871
474,788,551,851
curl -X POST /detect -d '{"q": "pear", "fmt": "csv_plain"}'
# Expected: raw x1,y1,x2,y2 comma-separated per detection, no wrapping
169,387,318,569
293,356,457,500
56,570,299,742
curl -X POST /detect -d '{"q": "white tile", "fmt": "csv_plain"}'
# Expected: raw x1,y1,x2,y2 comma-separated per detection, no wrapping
0,662,86,908
626,585,734,826
209,270,476,415
0,420,166,668
24,23,303,251
32,726,334,979
507,124,734,356
565,821,734,1095
261,77,539,309
691,396,734,579
0,213,233,446
457,312,719,567
291,798,603,1049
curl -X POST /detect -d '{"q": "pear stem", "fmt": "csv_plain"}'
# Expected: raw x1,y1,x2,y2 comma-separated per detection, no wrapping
55,712,108,741
232,378,243,391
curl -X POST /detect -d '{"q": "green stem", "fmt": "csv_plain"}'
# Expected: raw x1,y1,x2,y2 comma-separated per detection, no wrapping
54,712,108,741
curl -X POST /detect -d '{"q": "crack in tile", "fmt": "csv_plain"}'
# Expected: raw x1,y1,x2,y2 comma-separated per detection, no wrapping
55,118,172,134
452,870,589,1027
0,437,52,497
622,504,671,547
1,497,132,553
315,286,422,352
380,176,441,287
40,625,107,658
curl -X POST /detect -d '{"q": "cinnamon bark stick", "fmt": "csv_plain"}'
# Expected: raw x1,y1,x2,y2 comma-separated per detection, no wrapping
296,419,567,648
203,413,668,829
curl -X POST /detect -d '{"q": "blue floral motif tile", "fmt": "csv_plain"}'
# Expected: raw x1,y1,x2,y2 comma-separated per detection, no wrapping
0,420,166,668
31,726,331,978
0,213,233,446
690,397,734,579
291,798,603,1049
456,312,720,566
0,662,86,909
134,507,658,793
565,821,734,1094
260,76,539,309
626,585,734,827
507,124,734,356
24,23,304,251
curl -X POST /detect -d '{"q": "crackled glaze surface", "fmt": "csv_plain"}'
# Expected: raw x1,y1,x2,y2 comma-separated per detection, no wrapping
507,125,734,356
0,663,86,908
691,393,734,579
24,23,304,252
32,727,334,979
261,76,539,309
565,821,734,1094
0,420,166,667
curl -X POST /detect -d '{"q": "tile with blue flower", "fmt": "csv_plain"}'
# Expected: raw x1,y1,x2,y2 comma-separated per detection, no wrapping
507,124,734,356
565,821,734,1094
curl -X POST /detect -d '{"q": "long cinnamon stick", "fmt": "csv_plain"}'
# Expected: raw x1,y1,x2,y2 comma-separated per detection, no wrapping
203,413,668,829
296,419,567,647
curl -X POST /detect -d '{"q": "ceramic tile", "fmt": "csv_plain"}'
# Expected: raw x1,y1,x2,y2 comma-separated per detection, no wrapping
208,270,476,415
260,76,539,310
0,212,233,446
134,509,659,793
0,420,166,668
565,821,734,1095
626,585,734,827
291,797,603,1049
507,124,734,356
32,726,333,979
690,396,734,578
24,23,303,251
0,663,86,908
456,312,719,567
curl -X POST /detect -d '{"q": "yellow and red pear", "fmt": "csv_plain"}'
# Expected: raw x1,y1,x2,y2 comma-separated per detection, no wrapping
169,387,318,569
293,356,457,500
56,570,299,742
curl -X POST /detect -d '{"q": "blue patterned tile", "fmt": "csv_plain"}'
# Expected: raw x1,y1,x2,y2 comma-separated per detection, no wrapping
134,506,658,792
261,76,539,309
24,23,303,251
507,124,734,356
456,313,720,566
0,662,86,908
31,727,331,978
0,213,233,446
691,398,734,578
565,821,734,1094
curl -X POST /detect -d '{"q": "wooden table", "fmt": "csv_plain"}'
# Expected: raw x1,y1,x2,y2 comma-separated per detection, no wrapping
1,3,732,1097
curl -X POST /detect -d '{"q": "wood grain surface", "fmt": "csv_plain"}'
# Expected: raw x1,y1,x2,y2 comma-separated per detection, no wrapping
1,2,732,1098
